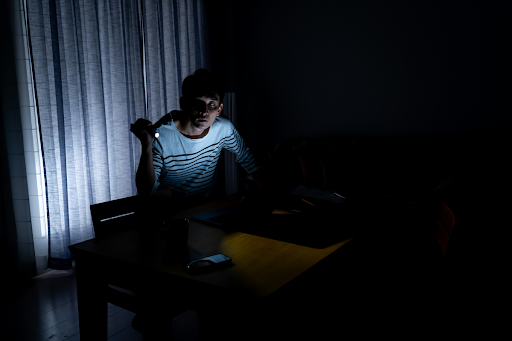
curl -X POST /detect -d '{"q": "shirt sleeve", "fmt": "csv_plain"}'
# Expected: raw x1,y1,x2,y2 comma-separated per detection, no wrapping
149,137,163,197
223,123,261,175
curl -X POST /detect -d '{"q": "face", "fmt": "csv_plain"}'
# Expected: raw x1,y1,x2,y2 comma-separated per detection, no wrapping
188,92,223,130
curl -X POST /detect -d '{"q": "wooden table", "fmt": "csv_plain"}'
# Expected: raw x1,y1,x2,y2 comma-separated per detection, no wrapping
69,191,354,340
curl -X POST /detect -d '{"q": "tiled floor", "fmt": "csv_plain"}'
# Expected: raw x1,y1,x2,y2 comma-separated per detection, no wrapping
1,262,199,341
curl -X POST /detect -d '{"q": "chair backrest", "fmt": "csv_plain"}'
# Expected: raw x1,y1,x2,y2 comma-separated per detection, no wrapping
90,195,142,238
434,200,456,257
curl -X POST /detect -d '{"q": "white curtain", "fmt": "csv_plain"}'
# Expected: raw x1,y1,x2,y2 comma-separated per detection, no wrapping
25,0,205,269
142,0,206,119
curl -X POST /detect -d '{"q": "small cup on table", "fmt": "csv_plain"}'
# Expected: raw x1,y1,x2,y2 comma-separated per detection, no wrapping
161,218,189,262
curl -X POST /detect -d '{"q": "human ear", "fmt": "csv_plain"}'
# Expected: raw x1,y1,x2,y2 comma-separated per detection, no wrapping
217,103,223,116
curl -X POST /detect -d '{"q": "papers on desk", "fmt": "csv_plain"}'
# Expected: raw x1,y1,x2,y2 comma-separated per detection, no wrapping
289,185,345,204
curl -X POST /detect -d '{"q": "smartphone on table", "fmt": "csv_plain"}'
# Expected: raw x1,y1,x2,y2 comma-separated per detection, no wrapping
184,254,234,274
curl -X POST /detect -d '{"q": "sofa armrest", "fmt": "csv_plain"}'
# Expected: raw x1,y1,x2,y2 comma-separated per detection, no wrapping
435,200,456,257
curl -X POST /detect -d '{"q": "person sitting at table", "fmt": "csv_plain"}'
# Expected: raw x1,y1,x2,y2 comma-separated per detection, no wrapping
131,68,272,207
129,69,276,335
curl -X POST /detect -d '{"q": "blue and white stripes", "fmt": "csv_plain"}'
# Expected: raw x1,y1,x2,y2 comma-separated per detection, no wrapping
149,116,259,198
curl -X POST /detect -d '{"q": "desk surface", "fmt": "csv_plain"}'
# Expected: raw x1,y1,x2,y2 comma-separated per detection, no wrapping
69,192,354,299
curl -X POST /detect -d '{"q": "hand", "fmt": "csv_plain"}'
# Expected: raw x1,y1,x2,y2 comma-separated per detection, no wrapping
250,169,277,192
130,118,153,147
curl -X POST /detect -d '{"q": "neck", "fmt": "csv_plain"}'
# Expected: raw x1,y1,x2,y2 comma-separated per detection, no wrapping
175,116,209,139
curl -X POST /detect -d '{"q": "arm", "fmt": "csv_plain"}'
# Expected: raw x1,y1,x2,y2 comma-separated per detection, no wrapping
131,118,162,197
136,141,156,196
221,120,276,191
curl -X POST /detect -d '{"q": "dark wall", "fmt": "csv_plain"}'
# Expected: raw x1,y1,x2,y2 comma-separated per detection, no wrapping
207,0,510,157
204,2,509,306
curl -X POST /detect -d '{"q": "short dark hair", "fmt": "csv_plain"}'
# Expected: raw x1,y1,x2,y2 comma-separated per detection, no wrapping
181,69,225,109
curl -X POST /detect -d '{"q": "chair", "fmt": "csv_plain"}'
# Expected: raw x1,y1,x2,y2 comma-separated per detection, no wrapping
90,195,191,321
90,195,144,313
90,195,143,239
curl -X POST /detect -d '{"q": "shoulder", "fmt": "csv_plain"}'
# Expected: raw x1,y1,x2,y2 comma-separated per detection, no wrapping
210,116,236,139
155,119,174,137
214,115,233,127
153,111,183,135
152,116,177,149
212,115,236,135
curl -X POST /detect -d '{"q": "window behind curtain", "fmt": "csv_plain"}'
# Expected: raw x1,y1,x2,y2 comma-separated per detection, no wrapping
25,0,206,270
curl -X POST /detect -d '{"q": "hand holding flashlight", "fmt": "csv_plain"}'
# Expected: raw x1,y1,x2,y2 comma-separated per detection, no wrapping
131,111,181,145
130,118,154,147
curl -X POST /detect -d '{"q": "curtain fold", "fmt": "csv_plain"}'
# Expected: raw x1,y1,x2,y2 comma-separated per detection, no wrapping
142,0,205,121
26,0,205,269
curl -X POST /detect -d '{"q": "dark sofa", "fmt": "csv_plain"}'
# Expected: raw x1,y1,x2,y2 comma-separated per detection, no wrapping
245,134,506,336
254,136,459,256
244,135,478,333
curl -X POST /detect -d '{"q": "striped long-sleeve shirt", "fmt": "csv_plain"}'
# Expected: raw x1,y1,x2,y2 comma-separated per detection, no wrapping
149,115,260,198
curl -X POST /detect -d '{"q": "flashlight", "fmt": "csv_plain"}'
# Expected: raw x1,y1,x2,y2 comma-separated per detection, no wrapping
147,125,160,138
146,112,175,139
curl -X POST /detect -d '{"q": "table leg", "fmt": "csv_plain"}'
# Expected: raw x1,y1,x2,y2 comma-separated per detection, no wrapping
74,253,108,340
